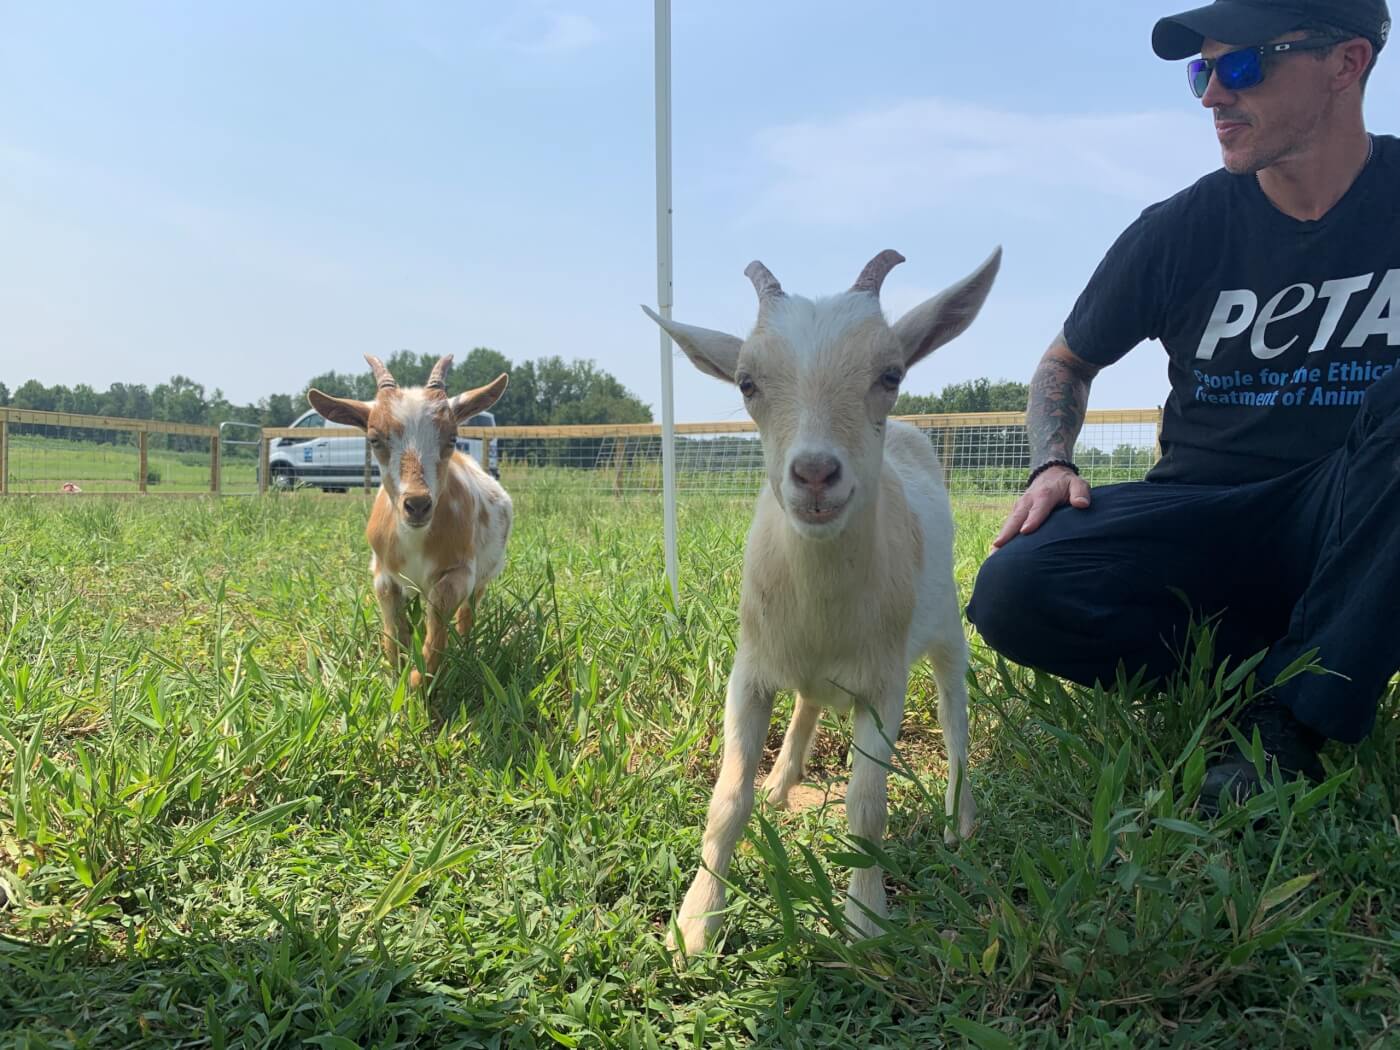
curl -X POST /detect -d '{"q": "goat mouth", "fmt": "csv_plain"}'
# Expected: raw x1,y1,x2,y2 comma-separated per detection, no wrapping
402,516,431,530
791,498,849,526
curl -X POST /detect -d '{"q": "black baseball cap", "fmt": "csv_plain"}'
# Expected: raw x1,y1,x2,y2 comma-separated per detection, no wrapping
1153,0,1392,59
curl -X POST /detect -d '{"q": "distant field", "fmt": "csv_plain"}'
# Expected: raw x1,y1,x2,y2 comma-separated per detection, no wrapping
0,492,1395,1047
3,433,257,493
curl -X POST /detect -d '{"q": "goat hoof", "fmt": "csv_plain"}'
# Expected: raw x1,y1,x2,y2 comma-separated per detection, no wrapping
944,814,977,847
666,915,713,958
844,901,886,941
409,670,425,690
762,770,802,810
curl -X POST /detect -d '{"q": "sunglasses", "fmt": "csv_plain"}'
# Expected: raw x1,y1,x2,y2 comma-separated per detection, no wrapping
1187,37,1339,98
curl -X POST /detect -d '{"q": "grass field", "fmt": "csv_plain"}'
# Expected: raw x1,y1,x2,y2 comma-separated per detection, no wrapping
0,492,1396,1048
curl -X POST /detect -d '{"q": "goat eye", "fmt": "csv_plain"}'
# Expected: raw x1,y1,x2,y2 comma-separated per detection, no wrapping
880,368,903,391
738,376,758,398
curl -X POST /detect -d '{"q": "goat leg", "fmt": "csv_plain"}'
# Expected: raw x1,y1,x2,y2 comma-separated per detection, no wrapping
669,655,774,956
845,683,904,940
374,573,411,669
411,568,474,689
762,692,822,809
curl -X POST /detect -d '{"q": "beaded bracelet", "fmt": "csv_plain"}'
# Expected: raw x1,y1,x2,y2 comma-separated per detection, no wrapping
1025,459,1079,490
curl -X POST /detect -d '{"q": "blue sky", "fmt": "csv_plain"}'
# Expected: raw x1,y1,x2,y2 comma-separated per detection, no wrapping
3,2,1396,423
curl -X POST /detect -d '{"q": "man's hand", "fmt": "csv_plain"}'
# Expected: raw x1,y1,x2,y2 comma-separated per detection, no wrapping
992,466,1091,548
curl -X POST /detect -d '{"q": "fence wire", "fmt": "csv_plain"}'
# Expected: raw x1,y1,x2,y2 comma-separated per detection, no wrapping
0,418,218,495
217,422,264,495
479,412,1161,501
0,409,1161,500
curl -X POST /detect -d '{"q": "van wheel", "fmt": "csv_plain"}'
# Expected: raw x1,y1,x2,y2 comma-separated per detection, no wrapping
270,463,296,490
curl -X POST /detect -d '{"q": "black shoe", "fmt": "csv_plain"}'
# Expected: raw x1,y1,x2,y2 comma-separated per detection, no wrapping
1198,698,1325,818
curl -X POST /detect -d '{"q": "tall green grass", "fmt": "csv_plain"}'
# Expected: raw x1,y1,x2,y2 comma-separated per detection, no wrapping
0,493,1395,1047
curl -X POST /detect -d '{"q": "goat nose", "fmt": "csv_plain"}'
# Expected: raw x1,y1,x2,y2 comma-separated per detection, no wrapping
790,453,841,490
403,494,433,518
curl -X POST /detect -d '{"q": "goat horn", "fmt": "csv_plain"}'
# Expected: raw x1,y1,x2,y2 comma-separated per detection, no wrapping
744,261,785,304
850,250,906,296
426,354,454,392
365,354,397,391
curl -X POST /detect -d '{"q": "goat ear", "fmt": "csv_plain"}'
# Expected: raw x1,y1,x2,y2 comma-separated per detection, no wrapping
641,305,742,384
307,389,371,430
452,373,509,421
892,247,1002,368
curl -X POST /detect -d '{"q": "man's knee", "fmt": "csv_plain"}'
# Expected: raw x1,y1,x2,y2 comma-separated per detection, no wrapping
966,545,1050,666
967,535,1133,678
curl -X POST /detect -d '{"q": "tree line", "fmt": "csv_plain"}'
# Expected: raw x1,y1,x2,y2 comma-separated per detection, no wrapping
0,348,655,430
0,354,1031,431
893,377,1030,416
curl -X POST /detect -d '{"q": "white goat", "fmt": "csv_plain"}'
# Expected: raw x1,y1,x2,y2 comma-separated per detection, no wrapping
308,354,513,688
644,247,1000,953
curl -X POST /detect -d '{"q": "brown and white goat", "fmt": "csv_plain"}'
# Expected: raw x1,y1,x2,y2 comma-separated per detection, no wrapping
308,354,513,687
645,247,1000,953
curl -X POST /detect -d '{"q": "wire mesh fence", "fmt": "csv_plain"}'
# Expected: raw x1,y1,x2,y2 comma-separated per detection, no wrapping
0,408,1162,500
217,422,265,495
917,410,1161,496
457,410,1163,501
0,410,223,495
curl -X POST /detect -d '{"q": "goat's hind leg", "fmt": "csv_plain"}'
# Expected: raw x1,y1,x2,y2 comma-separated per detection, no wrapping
928,611,976,844
455,584,487,639
762,693,822,809
412,569,473,688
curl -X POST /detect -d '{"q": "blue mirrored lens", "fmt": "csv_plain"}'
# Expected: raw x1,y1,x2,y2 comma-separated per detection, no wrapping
1216,48,1264,90
1187,59,1211,97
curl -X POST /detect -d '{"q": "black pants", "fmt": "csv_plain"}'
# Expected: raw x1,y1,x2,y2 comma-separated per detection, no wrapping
967,368,1400,745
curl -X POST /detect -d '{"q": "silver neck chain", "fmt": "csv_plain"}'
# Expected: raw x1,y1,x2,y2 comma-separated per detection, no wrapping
1365,131,1376,167
1255,133,1375,191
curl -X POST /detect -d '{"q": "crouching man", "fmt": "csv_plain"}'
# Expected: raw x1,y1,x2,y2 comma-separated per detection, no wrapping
967,0,1397,814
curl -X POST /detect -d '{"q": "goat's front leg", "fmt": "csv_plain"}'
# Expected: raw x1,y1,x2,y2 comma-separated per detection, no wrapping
374,570,412,669
411,568,473,689
670,654,774,955
762,692,822,809
845,681,905,940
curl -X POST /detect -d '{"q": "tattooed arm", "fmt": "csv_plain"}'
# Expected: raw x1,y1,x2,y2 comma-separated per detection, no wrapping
992,333,1102,548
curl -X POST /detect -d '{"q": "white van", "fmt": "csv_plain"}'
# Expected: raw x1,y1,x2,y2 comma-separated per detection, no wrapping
265,408,498,491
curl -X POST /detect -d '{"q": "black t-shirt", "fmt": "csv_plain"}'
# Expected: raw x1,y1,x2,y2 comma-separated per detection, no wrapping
1064,133,1400,485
